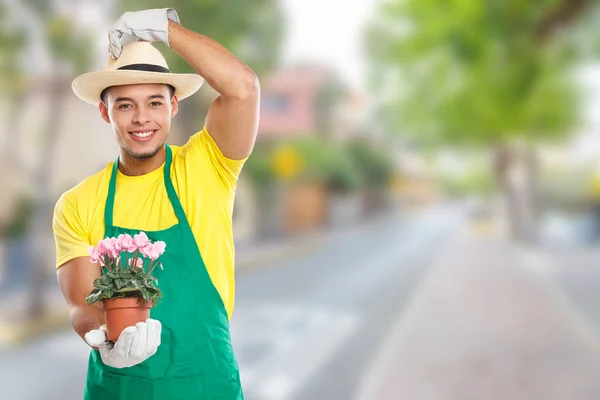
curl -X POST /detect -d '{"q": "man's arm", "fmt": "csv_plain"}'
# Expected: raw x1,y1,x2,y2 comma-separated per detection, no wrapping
57,257,105,346
167,20,260,160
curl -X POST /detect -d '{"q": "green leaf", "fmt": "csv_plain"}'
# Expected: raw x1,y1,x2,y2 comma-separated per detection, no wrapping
85,289,102,305
106,271,120,280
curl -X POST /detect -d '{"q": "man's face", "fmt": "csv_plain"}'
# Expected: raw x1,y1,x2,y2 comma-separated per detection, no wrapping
99,84,179,160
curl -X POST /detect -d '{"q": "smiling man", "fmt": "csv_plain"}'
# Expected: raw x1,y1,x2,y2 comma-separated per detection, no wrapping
51,8,259,400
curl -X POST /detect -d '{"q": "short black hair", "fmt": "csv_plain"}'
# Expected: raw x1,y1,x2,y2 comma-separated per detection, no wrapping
100,84,176,104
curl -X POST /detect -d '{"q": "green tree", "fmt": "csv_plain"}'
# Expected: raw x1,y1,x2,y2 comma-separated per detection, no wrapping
365,0,598,241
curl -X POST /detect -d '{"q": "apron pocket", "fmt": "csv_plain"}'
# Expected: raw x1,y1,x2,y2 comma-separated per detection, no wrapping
153,374,205,400
86,369,205,400
85,368,137,400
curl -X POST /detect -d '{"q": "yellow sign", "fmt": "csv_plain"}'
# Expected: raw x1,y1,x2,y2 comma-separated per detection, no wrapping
590,177,600,198
271,145,303,181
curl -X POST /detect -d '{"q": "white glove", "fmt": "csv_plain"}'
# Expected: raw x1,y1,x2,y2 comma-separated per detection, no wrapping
108,8,180,59
84,319,162,368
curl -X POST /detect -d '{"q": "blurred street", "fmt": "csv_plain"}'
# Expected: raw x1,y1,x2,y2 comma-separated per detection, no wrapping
6,204,600,399
0,205,460,400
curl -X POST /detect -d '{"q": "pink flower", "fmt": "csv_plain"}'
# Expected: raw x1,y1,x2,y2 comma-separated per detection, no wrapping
89,240,108,264
116,233,136,253
128,257,143,268
133,232,151,249
96,239,107,255
89,245,101,264
153,241,166,257
140,241,167,260
102,237,120,259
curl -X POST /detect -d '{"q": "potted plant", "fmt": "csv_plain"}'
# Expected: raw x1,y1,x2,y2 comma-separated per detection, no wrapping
85,231,166,342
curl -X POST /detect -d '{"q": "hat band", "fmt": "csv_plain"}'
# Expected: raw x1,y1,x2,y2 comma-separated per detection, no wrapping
117,63,171,73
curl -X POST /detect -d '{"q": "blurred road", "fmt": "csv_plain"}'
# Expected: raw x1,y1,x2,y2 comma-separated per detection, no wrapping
0,206,461,400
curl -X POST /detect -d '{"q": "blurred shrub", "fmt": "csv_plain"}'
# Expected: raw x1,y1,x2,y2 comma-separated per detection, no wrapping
539,164,595,211
284,137,364,193
244,144,276,191
437,167,495,198
244,135,396,195
1,194,34,240
344,139,395,191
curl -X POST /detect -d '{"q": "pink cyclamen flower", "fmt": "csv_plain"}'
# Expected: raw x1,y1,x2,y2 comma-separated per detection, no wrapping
116,233,137,253
89,239,109,264
128,257,143,268
133,232,151,249
140,241,167,260
96,239,107,256
102,237,120,259
89,245,101,264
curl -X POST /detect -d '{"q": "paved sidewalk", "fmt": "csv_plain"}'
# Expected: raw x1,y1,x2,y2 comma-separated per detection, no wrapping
357,225,600,400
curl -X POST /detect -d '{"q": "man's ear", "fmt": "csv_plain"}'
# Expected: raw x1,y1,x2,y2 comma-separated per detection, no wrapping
99,101,110,123
171,96,179,118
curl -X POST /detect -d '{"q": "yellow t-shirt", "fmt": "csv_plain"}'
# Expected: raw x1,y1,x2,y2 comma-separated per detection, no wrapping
52,127,246,319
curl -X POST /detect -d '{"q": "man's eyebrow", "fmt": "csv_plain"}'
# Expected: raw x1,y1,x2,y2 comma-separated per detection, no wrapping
114,94,166,102
114,96,134,103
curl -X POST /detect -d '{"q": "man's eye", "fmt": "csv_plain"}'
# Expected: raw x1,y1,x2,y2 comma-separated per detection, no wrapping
118,104,132,109
150,101,162,107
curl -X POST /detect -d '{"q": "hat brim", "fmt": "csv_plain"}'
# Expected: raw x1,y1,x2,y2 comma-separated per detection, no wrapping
72,70,204,105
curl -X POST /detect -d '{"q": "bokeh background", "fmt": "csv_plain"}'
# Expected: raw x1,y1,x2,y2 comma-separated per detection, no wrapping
3,0,600,399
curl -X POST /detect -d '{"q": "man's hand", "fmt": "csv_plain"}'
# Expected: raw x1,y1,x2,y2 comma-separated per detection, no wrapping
109,8,180,59
84,319,162,368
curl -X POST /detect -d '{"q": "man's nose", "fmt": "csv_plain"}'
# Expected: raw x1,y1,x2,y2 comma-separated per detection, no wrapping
132,106,151,124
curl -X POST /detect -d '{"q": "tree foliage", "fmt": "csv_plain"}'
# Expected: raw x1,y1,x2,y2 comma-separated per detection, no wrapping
365,0,599,147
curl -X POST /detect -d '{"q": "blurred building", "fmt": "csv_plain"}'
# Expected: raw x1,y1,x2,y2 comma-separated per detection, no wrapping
257,64,366,141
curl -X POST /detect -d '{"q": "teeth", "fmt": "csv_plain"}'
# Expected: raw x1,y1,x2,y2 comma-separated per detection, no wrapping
131,131,154,138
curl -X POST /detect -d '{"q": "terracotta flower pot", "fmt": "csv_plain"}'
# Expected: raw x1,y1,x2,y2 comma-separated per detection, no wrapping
102,297,153,342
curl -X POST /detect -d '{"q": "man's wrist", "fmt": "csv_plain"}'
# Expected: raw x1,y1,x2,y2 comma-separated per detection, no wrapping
167,19,181,35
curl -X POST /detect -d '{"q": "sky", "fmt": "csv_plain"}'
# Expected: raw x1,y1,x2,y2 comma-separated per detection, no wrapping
280,0,380,92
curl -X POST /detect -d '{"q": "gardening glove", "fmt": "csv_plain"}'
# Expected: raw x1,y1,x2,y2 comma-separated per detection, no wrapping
108,8,180,59
84,318,162,369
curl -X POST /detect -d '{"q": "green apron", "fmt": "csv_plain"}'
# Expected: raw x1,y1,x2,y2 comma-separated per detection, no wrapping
84,144,243,400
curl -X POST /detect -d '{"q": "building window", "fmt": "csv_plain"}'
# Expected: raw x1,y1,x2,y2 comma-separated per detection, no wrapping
262,94,290,113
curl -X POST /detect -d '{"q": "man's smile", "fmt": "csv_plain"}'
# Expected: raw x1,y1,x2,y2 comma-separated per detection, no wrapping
129,130,157,141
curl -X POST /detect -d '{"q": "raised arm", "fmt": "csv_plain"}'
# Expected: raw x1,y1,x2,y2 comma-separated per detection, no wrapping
167,20,260,160
57,257,105,345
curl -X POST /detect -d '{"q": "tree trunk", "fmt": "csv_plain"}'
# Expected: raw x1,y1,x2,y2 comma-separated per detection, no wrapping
494,143,526,241
1,88,32,177
523,142,540,243
28,76,66,318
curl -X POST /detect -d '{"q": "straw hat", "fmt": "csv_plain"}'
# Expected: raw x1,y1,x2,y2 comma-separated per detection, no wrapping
72,41,204,105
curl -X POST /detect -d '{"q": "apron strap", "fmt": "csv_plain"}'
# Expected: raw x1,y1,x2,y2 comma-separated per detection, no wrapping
163,145,190,227
105,155,120,227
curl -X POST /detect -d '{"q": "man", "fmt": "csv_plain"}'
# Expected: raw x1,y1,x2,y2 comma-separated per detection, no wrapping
52,8,258,399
